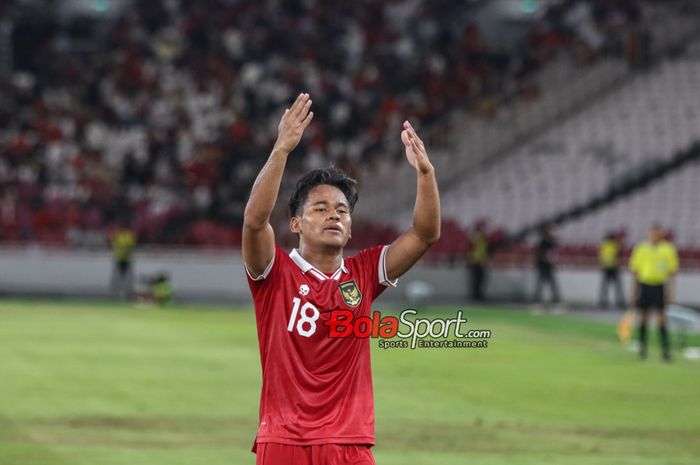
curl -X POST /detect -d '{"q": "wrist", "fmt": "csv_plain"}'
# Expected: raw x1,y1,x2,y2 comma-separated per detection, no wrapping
271,146,290,158
417,164,435,176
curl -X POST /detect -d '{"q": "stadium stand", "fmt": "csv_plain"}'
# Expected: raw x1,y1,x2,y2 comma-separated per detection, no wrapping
436,56,700,233
0,0,687,248
560,156,700,249
359,0,698,221
401,43,700,264
1,0,699,272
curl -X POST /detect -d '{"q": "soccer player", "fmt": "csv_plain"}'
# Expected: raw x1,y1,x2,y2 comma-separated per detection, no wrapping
242,93,440,465
629,224,679,361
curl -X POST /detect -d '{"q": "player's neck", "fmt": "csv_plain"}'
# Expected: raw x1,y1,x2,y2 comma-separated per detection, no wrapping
298,243,343,274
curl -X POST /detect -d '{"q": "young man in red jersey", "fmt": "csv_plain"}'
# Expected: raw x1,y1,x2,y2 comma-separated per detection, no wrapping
242,93,440,465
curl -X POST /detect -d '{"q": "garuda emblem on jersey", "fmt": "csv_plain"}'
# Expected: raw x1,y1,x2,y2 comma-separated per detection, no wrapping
338,280,362,307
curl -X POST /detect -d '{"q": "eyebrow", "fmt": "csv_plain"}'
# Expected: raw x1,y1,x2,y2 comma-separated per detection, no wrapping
311,200,349,208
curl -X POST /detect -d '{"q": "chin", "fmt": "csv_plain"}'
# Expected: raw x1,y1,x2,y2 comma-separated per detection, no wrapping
321,235,349,248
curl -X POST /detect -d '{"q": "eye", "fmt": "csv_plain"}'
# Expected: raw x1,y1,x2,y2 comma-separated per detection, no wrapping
337,209,348,215
315,207,327,212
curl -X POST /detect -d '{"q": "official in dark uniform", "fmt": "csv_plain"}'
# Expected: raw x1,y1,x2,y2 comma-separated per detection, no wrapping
533,226,561,304
467,225,489,301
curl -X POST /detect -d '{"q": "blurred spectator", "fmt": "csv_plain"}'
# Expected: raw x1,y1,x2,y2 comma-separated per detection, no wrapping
137,272,173,306
533,225,562,304
466,221,490,301
598,231,625,309
0,0,668,247
110,220,136,299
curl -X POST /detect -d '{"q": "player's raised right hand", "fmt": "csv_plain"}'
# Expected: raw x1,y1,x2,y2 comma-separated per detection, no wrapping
273,93,314,154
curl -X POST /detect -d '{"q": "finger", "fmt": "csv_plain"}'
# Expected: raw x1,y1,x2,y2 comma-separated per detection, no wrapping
411,138,423,156
410,127,424,147
411,135,427,158
405,120,423,145
401,129,411,147
288,93,305,116
405,122,418,142
290,93,310,118
298,98,312,122
407,130,424,152
301,110,314,128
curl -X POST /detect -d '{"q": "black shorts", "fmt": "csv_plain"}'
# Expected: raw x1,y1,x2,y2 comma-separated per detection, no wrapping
638,284,665,310
116,260,131,275
603,268,618,279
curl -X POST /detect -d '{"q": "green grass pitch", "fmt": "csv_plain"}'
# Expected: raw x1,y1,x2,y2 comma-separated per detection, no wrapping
1,299,699,465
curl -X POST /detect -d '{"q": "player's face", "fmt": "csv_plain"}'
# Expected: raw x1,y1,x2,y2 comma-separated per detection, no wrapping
649,226,663,243
291,185,352,249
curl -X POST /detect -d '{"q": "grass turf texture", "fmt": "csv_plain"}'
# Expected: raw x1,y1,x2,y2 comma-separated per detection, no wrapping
1,300,699,465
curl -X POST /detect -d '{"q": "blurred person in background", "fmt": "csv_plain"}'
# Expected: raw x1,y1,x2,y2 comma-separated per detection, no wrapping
629,224,679,361
136,272,173,306
598,231,625,309
533,225,561,305
466,222,489,301
110,220,136,300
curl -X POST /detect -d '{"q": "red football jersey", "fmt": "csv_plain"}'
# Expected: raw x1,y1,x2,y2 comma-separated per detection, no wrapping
246,244,396,448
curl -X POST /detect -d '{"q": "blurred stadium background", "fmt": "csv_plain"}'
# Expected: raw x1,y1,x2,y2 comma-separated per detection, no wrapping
1,0,700,464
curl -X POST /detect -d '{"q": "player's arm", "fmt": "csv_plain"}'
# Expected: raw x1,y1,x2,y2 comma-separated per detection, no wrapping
384,121,441,281
628,246,641,307
242,93,313,277
665,245,679,305
666,274,676,305
629,272,639,307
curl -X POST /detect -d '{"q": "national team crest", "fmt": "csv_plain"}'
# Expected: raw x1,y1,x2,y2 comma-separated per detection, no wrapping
338,280,362,307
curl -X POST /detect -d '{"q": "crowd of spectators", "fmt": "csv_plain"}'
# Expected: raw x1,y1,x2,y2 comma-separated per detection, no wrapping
0,0,666,248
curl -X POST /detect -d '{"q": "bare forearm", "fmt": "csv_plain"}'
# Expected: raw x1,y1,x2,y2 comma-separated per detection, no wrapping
244,148,289,227
411,167,440,244
667,275,676,302
630,273,638,303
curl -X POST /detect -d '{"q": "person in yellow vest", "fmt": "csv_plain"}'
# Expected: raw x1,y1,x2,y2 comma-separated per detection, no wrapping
629,224,679,361
150,273,173,306
598,232,625,309
111,222,137,299
466,224,489,301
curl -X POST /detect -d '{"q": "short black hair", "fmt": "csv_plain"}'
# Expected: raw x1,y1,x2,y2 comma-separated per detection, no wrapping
288,168,358,217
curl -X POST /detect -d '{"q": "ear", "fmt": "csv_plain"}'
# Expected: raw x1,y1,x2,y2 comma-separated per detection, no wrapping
290,216,301,234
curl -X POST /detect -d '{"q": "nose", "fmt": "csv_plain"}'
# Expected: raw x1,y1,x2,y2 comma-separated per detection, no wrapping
328,211,340,220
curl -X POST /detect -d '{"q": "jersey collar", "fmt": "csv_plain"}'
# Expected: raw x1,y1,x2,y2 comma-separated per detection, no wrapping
289,249,348,281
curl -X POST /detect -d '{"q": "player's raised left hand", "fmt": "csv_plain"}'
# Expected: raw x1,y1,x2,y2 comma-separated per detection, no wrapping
401,120,433,175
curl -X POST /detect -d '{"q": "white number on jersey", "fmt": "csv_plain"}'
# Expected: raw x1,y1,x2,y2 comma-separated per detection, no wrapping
288,297,320,337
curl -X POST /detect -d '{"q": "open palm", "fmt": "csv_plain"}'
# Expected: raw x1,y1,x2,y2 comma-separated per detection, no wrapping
401,120,433,174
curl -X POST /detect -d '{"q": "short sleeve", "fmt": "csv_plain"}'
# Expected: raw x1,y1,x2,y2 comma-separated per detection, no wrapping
245,244,283,296
629,245,642,273
378,245,398,288
666,245,679,274
352,245,398,300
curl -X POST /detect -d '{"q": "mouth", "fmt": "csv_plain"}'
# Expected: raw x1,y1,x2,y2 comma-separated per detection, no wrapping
323,225,343,234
